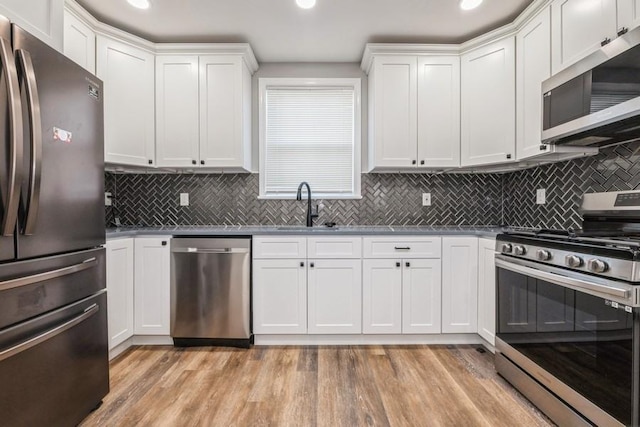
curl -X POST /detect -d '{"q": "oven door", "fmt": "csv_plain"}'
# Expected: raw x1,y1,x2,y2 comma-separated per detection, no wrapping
495,255,638,427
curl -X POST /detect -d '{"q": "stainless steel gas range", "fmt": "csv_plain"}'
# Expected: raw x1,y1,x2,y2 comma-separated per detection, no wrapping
495,191,640,427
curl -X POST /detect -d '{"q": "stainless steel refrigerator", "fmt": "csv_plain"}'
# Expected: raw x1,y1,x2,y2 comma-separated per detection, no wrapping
0,15,108,426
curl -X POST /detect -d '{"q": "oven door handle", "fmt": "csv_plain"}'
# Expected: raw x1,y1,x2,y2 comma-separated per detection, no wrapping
495,257,631,300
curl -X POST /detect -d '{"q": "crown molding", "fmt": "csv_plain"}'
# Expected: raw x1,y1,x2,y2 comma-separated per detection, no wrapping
155,43,259,73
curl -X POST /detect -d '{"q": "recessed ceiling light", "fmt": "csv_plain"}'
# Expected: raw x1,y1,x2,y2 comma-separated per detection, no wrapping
460,0,483,10
296,0,316,9
127,0,150,10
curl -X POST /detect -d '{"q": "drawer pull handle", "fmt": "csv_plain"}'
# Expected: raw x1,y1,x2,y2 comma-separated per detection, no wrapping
394,247,411,250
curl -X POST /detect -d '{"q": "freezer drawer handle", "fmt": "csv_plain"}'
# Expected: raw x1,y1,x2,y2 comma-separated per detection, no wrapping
0,37,24,237
0,257,97,292
171,248,250,254
0,303,99,363
16,49,42,236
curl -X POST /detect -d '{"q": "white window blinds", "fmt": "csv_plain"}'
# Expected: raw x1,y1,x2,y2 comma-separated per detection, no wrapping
261,82,360,198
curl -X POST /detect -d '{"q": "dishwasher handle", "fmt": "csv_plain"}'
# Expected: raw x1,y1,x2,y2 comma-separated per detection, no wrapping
171,248,250,254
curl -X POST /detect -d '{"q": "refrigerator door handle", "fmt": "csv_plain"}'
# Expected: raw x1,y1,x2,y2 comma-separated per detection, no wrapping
0,303,99,363
15,49,41,236
0,37,23,237
0,257,97,292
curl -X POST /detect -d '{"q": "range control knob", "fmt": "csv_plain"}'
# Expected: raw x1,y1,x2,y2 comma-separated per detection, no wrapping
501,243,513,254
514,245,527,256
565,255,583,268
536,250,552,261
587,259,609,273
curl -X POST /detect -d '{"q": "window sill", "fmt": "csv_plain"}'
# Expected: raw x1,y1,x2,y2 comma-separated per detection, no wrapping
258,194,363,200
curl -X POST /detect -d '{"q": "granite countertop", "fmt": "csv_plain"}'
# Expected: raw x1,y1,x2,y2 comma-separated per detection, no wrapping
106,225,506,239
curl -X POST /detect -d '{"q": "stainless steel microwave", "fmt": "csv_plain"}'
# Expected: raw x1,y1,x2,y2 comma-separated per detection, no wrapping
542,25,640,146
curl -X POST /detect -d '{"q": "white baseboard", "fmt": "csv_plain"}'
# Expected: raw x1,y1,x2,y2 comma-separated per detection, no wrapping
254,333,484,346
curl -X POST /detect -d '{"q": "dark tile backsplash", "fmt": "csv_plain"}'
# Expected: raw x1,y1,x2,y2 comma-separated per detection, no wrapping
105,141,640,229
105,172,503,227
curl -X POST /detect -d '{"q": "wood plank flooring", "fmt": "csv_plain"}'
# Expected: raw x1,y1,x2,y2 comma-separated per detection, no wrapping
81,345,552,427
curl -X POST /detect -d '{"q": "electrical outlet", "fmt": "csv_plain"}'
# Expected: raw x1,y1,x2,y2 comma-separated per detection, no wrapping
422,193,431,207
180,193,189,206
105,192,112,206
536,188,546,205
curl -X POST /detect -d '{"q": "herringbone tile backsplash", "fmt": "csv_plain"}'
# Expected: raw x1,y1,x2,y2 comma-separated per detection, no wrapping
105,141,640,229
105,173,503,227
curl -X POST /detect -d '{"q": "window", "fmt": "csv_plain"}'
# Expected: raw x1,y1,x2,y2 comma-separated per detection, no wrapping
259,78,361,199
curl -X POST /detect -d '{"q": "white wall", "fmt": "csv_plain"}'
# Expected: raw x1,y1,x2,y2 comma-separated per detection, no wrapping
251,62,368,172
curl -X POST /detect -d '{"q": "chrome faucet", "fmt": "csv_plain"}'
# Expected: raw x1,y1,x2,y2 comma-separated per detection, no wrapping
296,182,319,227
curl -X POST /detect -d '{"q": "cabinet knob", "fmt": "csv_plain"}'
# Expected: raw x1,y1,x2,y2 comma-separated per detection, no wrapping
539,145,547,151
148,159,153,165
506,154,512,159
396,262,401,267
300,261,304,267
192,160,196,165
618,27,629,37
412,160,417,165
161,241,167,246
405,262,410,268
601,37,611,46
420,160,425,165
310,262,315,268
200,160,205,165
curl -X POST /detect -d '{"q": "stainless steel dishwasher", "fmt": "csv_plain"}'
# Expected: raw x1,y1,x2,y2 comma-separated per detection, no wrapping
170,237,251,348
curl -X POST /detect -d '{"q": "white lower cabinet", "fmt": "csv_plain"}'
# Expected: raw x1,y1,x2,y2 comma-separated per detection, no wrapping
134,237,171,335
442,237,479,333
105,238,134,350
308,259,362,334
363,258,441,334
478,238,496,345
253,259,307,334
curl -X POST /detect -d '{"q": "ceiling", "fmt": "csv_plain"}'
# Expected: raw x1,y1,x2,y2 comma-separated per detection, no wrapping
76,0,535,62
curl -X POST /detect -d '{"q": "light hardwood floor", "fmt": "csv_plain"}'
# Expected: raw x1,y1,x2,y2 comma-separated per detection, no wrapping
81,345,552,427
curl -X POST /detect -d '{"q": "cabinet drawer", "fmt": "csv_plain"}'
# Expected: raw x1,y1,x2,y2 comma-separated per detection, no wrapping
307,237,362,259
363,236,441,259
253,237,307,259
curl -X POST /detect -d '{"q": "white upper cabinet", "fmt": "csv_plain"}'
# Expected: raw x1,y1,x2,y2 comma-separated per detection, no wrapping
369,55,417,169
551,0,618,74
0,0,63,50
199,55,252,170
617,0,640,34
365,51,461,170
155,55,200,167
97,35,155,167
461,37,516,167
63,9,95,73
417,56,461,168
516,7,551,161
155,52,255,171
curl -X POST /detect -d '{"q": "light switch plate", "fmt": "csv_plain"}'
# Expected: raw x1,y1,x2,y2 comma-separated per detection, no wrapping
422,193,431,207
536,188,546,205
180,193,189,206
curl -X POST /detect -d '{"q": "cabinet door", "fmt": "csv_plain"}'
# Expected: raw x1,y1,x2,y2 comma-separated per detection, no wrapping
617,0,640,33
308,259,362,334
417,56,460,168
105,239,134,350
370,56,417,168
253,259,307,334
199,55,251,170
442,237,479,333
402,259,442,334
477,238,496,345
156,55,200,167
362,259,402,334
551,0,617,74
63,10,95,73
0,0,63,50
97,35,155,167
134,238,171,335
516,7,551,161
461,37,516,167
